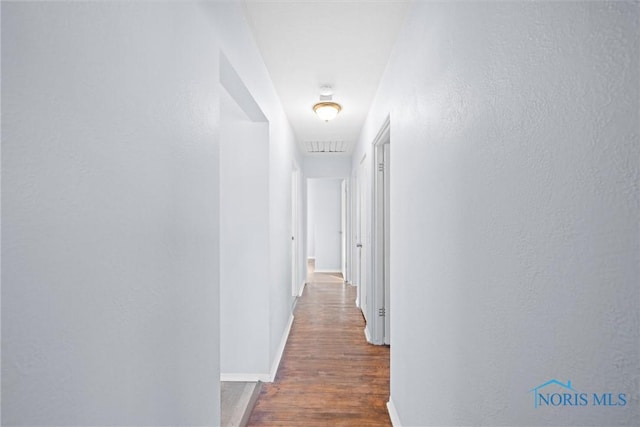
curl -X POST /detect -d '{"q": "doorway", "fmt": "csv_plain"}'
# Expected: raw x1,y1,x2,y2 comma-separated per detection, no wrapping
291,166,300,296
306,178,343,275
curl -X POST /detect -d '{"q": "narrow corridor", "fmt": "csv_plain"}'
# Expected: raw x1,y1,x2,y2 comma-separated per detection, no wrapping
247,273,391,426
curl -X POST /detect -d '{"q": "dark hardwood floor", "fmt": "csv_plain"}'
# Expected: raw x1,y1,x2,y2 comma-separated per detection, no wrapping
247,272,391,426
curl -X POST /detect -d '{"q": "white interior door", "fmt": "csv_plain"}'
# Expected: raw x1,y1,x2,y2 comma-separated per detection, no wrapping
353,175,361,307
358,155,369,324
341,179,347,280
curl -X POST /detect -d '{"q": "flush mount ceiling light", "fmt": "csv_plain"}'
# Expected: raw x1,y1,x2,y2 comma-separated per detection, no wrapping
313,101,342,121
313,85,342,122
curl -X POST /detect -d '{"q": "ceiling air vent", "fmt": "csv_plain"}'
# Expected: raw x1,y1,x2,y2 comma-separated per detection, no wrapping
305,140,346,153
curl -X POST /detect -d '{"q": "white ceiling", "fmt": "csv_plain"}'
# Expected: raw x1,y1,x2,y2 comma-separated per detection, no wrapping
242,0,410,156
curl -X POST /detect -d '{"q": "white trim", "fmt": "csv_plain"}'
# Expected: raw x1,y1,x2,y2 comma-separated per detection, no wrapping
298,281,306,297
364,325,372,343
313,269,342,274
220,373,271,382
387,398,402,427
268,314,294,382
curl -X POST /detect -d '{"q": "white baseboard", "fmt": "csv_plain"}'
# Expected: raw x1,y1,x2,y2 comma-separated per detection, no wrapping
387,398,401,427
298,281,306,297
220,373,271,382
268,314,294,382
313,269,342,273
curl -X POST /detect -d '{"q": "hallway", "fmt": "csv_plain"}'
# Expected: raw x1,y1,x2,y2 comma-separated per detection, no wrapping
248,272,391,426
3,2,638,426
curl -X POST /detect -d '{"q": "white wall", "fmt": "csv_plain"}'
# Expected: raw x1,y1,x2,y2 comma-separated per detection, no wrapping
267,94,300,369
298,169,308,291
220,88,270,377
353,2,639,426
304,154,351,178
307,179,343,272
2,1,302,424
307,197,316,259
208,3,301,382
2,3,221,425
303,155,351,279
212,1,302,376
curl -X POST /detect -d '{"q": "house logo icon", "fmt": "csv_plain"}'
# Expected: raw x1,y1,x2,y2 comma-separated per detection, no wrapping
528,379,576,408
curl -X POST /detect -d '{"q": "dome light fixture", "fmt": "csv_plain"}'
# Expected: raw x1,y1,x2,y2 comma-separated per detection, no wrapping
313,101,342,122
313,85,342,122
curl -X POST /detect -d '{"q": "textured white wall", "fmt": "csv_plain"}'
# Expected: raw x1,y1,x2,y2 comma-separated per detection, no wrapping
2,3,221,425
2,1,301,424
307,179,343,272
353,2,639,426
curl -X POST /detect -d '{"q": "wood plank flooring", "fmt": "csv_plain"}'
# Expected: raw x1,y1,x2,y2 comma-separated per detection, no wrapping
247,273,391,426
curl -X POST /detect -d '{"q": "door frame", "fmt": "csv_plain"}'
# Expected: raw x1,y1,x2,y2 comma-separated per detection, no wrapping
351,172,359,306
371,116,391,345
291,164,300,296
341,179,347,280
355,154,368,314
